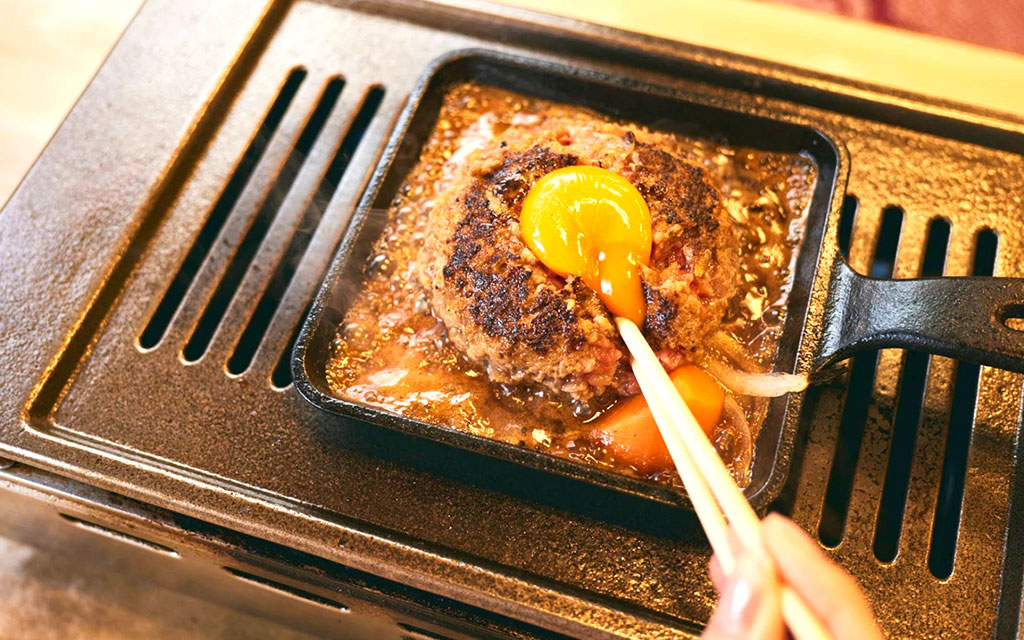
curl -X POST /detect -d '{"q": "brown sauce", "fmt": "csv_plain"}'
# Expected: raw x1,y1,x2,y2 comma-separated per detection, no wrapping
326,84,817,487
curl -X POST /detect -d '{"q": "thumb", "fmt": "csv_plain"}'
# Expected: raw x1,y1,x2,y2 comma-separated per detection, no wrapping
703,550,784,640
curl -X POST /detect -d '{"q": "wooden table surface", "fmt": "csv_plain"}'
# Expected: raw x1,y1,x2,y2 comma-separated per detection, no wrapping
0,0,142,205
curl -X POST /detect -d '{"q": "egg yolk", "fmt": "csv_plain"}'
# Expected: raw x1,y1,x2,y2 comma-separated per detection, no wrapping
520,166,652,324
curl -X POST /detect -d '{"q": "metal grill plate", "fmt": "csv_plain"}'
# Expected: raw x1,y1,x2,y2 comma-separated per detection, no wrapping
1,0,1024,637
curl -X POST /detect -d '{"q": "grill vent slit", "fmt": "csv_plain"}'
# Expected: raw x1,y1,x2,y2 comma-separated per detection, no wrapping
837,194,858,261
59,513,179,557
397,622,457,640
183,76,345,363
873,217,950,563
271,301,309,389
928,228,998,579
138,68,307,350
224,567,349,612
819,205,904,547
228,86,385,376
869,206,903,278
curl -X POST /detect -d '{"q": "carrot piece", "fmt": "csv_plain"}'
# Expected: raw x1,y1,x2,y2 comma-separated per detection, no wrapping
670,365,725,433
594,366,724,474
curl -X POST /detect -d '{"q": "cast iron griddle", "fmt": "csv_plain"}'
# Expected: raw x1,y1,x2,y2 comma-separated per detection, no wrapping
1,0,1024,637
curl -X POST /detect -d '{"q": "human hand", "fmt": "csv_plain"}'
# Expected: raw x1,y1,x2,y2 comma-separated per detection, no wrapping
702,513,884,640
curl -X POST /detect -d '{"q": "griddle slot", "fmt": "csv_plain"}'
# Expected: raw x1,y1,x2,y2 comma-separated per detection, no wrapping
928,229,998,579
139,68,308,351
59,513,179,557
229,86,386,377
184,76,347,363
873,217,950,563
224,567,350,612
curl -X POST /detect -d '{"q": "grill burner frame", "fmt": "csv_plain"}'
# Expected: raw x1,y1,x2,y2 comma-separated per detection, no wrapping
1,0,1024,638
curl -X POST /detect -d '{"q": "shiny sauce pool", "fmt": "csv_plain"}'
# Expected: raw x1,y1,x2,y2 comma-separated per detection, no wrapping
326,84,817,487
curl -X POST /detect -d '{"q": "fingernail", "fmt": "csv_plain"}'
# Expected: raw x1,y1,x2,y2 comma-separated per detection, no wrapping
720,554,769,630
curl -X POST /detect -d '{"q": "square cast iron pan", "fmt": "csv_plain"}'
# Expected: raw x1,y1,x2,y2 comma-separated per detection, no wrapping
293,50,842,510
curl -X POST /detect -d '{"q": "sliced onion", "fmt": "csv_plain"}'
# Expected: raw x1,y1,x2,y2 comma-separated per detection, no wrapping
708,331,760,372
704,358,808,398
721,395,752,486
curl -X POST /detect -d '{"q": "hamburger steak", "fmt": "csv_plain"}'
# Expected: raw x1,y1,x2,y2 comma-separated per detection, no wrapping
418,113,742,405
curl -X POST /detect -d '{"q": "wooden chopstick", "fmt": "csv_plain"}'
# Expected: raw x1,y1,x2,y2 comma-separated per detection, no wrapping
615,317,831,640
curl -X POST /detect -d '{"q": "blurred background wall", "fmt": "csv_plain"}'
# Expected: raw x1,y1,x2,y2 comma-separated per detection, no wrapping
773,0,1024,54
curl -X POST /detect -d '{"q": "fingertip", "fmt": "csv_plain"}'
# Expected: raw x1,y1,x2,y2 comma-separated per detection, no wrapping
763,512,798,535
709,553,724,590
704,551,784,640
762,513,816,553
761,514,882,637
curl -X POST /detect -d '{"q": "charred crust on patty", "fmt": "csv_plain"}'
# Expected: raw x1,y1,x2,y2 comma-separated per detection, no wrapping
453,262,586,354
441,162,587,355
485,145,578,209
641,284,678,349
442,187,492,280
632,143,720,240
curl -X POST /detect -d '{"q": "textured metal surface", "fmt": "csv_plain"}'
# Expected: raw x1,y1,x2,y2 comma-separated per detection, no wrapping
1,0,1023,638
0,463,570,640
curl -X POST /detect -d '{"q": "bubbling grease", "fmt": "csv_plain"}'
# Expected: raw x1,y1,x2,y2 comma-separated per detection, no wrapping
326,83,817,487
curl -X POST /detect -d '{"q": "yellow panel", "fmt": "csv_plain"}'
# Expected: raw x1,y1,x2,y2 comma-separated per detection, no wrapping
498,0,1024,119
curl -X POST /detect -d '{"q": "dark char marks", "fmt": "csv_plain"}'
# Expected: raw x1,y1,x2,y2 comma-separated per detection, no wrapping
442,150,586,354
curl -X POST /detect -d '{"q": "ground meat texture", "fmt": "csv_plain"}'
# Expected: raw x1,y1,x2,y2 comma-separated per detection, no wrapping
418,112,740,404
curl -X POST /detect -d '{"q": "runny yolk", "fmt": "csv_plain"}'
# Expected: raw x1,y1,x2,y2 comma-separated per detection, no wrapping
520,166,652,324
